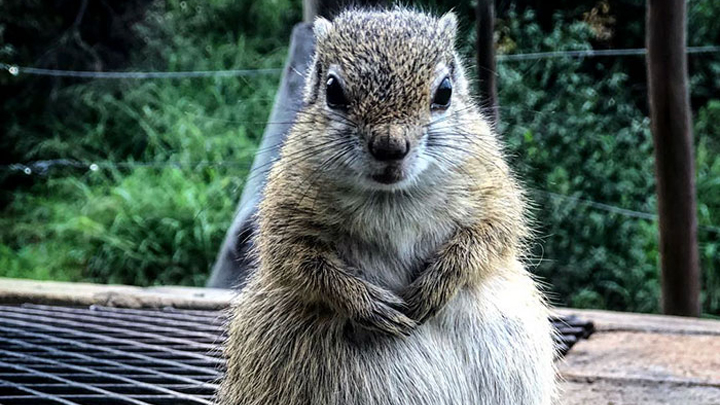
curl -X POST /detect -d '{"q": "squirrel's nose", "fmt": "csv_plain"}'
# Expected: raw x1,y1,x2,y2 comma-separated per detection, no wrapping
369,136,410,161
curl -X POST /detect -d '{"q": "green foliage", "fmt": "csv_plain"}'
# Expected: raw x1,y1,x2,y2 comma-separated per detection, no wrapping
1,167,240,285
695,101,720,314
0,0,300,286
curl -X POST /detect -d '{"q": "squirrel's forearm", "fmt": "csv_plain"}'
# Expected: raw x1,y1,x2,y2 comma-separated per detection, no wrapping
404,224,514,322
265,241,361,310
264,239,416,335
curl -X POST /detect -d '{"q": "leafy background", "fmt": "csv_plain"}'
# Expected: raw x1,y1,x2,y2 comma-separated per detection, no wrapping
1,0,719,315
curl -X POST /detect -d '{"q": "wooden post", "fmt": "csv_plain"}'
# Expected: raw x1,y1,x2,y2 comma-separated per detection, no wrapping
476,0,498,126
303,0,329,22
646,0,700,316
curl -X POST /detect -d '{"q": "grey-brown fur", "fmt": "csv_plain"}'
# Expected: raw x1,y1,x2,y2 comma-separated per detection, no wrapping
218,8,556,405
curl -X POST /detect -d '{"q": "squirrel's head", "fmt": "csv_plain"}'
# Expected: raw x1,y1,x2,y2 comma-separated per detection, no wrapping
295,8,487,191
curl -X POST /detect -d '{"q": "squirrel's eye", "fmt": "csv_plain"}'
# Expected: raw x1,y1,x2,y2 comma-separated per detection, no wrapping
326,76,349,109
432,77,452,109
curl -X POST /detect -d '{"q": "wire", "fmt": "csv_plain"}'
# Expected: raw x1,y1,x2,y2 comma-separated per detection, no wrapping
2,158,719,234
531,189,657,221
532,188,720,234
3,45,718,79
1,159,248,175
498,45,720,62
0,63,283,79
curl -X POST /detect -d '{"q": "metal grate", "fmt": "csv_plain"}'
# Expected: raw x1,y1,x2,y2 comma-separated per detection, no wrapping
0,304,226,405
552,314,594,356
0,303,592,404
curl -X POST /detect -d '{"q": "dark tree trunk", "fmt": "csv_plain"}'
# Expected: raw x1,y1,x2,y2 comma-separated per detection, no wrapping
475,0,498,126
646,0,700,316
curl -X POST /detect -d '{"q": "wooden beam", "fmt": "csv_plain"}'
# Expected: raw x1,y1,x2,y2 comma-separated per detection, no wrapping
646,0,700,316
476,0,498,126
303,0,332,22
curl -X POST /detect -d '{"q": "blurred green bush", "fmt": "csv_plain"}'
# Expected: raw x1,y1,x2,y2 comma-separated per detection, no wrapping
0,1,718,315
0,0,301,286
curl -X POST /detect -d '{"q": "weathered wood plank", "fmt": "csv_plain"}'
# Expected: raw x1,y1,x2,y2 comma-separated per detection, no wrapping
558,331,720,384
561,379,720,405
0,278,234,309
555,308,720,335
558,309,720,404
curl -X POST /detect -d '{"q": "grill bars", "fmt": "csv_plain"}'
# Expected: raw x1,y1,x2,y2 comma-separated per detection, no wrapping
0,304,226,405
0,303,592,404
552,314,594,356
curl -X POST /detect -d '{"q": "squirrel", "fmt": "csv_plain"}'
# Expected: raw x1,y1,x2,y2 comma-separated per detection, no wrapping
218,8,556,405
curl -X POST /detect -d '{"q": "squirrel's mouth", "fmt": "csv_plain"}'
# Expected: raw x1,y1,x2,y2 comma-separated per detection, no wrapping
371,164,405,184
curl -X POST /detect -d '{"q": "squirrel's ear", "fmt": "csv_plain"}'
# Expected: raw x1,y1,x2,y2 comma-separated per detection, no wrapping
438,12,458,40
313,17,332,42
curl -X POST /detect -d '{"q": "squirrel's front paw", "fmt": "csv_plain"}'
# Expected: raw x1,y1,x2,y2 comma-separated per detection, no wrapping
351,285,416,337
402,283,442,324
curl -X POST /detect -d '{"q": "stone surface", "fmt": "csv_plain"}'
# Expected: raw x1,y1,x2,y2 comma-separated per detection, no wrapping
559,331,720,383
555,307,720,335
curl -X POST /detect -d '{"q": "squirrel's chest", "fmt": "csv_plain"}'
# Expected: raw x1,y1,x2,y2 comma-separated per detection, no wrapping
334,211,455,290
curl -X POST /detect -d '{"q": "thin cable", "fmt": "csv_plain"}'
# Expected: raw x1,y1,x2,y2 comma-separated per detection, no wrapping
531,188,720,234
0,159,248,175
498,45,720,62
0,63,283,79
3,46,718,79
2,159,718,233
531,188,658,221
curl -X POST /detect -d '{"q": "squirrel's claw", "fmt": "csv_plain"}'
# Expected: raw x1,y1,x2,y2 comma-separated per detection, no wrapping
402,284,441,324
351,284,416,337
353,302,417,337
366,283,407,309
